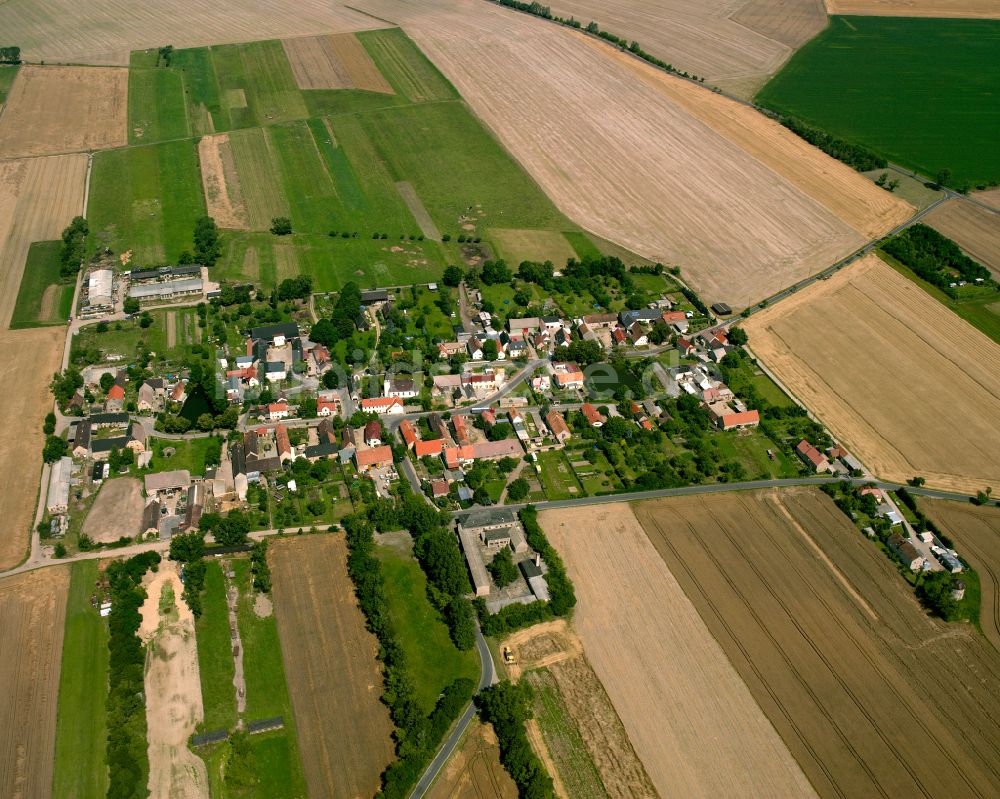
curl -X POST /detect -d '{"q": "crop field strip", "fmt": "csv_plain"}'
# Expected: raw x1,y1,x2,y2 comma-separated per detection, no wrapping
283,33,394,92
745,255,1000,493
826,0,1000,16
920,499,1000,653
0,567,69,799
757,16,1000,188
354,0,909,309
636,489,1000,798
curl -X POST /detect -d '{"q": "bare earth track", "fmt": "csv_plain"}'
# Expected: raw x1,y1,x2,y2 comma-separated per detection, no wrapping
0,66,126,158
198,134,249,230
539,504,815,799
925,199,1000,278
355,0,910,309
636,488,1000,798
0,567,68,799
745,254,1000,492
270,536,394,799
920,499,1000,653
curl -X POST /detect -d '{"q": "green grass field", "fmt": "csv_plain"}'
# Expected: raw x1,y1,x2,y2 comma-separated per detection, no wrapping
88,139,206,265
375,538,479,714
10,240,74,329
52,561,109,799
359,28,458,103
128,52,190,144
195,561,237,732
757,16,1000,188
0,64,19,104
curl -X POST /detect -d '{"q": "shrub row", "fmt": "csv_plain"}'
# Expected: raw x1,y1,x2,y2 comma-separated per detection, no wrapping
250,540,271,593
475,506,576,637
475,681,554,799
168,531,207,616
771,113,887,172
105,552,161,799
342,515,474,798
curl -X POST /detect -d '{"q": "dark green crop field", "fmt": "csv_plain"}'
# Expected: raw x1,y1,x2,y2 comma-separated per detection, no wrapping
757,16,1000,189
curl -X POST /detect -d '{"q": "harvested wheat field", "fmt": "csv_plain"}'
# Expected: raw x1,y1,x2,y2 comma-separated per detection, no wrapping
283,33,393,92
0,327,64,569
925,200,1000,278
0,155,88,328
921,499,1000,652
270,535,394,799
355,0,894,308
746,254,1000,492
82,478,145,544
539,504,815,799
974,187,1000,211
636,488,1000,798
0,567,69,799
0,0,388,66
198,134,248,230
0,66,126,158
508,621,657,799
547,0,826,96
826,0,1000,17
141,561,208,799
427,720,517,799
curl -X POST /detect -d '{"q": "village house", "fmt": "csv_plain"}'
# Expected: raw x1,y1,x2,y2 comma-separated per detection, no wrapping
888,533,925,571
545,410,571,444
144,469,191,500
365,420,383,446
399,420,418,449
796,439,831,473
275,425,293,463
552,361,585,389
355,444,393,473
105,384,125,412
431,479,449,499
137,378,166,412
415,438,444,458
268,402,289,421
384,375,419,399
361,396,404,415
581,403,606,427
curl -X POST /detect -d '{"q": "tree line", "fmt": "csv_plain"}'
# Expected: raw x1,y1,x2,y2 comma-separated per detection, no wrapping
0,46,20,64
59,216,88,278
882,224,995,297
770,113,887,172
341,513,475,798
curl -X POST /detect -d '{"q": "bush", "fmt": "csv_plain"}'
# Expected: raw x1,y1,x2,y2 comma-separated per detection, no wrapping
487,548,518,587
270,216,292,235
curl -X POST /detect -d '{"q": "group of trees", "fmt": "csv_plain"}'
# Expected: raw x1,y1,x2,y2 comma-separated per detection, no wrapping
250,540,271,593
772,114,887,172
475,681,554,799
168,531,207,615
270,217,292,235
0,46,21,64
917,572,963,621
276,275,312,301
51,367,83,407
58,217,89,277
198,509,253,547
310,281,361,347
180,216,220,266
341,513,475,798
105,552,161,799
882,224,994,296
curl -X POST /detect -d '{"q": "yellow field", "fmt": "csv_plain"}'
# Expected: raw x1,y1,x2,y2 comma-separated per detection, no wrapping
745,254,1000,492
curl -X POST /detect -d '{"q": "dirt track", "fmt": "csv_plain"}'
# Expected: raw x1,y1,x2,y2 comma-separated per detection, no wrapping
635,488,1000,798
0,66,126,158
539,504,815,798
920,499,1000,653
270,536,394,799
0,567,69,799
826,0,1000,17
745,254,1000,493
354,0,894,309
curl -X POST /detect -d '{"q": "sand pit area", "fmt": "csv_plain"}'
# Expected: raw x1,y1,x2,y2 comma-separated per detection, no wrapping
82,477,145,544
539,503,815,798
745,254,1000,492
0,66,127,158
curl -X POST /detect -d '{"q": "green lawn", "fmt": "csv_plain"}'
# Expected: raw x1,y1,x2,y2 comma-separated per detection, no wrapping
52,561,109,799
71,311,171,366
536,450,585,500
375,538,479,714
0,64,19,104
195,561,238,733
10,240,74,329
878,251,1000,345
88,139,206,265
568,450,622,495
144,437,220,477
757,16,1000,188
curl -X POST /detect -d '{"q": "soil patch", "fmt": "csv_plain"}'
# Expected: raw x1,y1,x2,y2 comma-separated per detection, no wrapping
427,720,517,799
81,477,145,543
198,134,249,230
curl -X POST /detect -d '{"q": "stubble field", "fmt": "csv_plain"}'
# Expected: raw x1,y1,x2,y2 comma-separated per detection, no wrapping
539,504,816,799
426,721,517,799
925,200,1000,278
825,0,1000,16
920,499,1000,652
547,0,827,96
745,254,1000,492
283,33,393,92
355,0,909,309
269,535,394,799
0,155,88,329
636,488,1000,797
0,567,69,799
0,66,127,158
0,0,387,65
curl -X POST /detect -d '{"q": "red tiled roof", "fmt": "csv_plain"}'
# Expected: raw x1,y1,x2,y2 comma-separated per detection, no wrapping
431,479,449,497
361,397,403,411
720,410,759,429
415,438,444,457
399,420,417,447
581,403,605,426
107,385,125,400
355,445,392,468
546,410,570,439
662,311,687,322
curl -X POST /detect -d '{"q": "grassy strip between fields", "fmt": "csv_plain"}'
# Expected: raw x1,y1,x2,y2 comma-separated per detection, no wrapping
10,240,74,329
195,560,237,733
52,561,109,799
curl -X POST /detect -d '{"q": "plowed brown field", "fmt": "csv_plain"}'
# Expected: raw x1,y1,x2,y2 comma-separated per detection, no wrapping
0,155,88,328
283,33,393,92
539,504,816,799
0,66,126,158
925,200,1000,277
198,134,249,230
0,0,388,65
920,499,1000,652
548,0,826,96
0,567,69,799
826,0,1000,17
355,0,907,308
745,254,1000,492
635,488,1000,798
270,535,394,799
